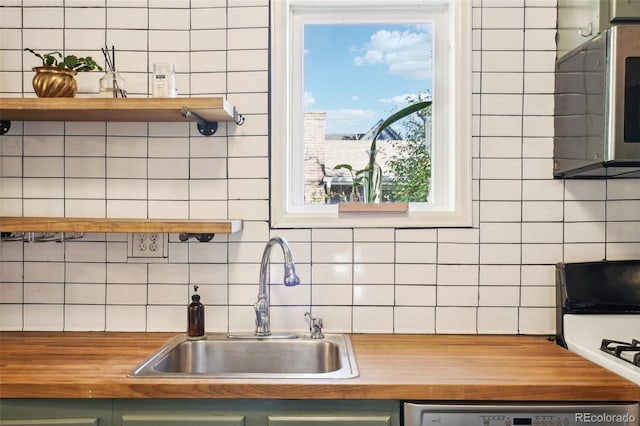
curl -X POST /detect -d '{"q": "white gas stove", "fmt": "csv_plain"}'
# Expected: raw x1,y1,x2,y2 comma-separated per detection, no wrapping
556,260,640,387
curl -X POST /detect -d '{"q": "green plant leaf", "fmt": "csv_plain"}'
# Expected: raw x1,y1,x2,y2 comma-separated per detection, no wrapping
25,48,102,71
333,164,354,172
370,100,432,152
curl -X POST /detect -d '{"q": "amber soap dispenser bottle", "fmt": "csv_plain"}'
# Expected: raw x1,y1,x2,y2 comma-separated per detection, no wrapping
188,285,205,339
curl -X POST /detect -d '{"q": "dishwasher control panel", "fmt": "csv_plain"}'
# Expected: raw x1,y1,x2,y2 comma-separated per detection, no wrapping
403,403,639,426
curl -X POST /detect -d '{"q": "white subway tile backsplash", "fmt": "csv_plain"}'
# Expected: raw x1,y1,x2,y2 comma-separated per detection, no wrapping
519,307,554,334
481,52,524,73
105,29,149,51
191,29,227,52
522,179,563,200
106,305,146,331
482,29,524,51
149,8,190,30
524,29,555,50
24,283,63,304
394,306,435,333
480,243,522,264
146,305,184,332
524,51,555,72
607,200,640,221
227,6,269,28
607,222,640,243
520,285,554,307
436,307,477,333
353,306,393,333
477,307,518,333
521,243,563,264
524,73,555,94
481,73,523,95
353,242,394,263
106,200,148,218
437,264,478,286
606,243,640,260
479,264,521,286
522,222,563,243
564,222,605,243
0,7,21,29
0,282,21,304
23,7,64,28
438,243,480,264
66,157,106,178
149,30,190,52
65,8,106,29
106,8,148,29
23,305,63,331
227,28,269,50
65,283,106,304
522,201,563,221
1,1,637,335
482,7,524,29
438,286,479,306
354,263,394,285
524,7,556,28
396,242,437,263
191,8,227,30
148,283,187,305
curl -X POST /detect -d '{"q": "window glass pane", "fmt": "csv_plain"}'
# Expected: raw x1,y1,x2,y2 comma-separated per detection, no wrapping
303,23,433,204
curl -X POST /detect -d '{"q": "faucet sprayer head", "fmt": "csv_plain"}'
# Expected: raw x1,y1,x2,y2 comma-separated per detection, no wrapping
283,263,300,287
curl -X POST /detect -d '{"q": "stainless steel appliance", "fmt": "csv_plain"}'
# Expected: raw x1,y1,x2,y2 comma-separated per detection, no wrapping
556,259,640,386
404,403,639,426
554,25,640,178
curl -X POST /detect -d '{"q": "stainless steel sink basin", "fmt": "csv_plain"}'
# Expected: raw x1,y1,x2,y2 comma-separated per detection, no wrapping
128,333,359,379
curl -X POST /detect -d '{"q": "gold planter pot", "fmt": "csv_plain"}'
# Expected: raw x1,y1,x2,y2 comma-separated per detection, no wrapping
32,66,78,97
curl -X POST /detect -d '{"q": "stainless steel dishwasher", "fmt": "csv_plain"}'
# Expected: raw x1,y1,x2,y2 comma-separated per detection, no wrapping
404,403,639,426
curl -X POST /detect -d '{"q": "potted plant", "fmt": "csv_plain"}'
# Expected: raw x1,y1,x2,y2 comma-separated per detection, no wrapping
24,48,103,97
333,100,431,203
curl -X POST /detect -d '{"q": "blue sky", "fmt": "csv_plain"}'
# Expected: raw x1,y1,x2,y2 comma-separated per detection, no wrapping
304,23,432,134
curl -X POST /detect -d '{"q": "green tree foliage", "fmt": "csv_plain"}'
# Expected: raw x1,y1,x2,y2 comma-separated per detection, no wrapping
384,103,432,202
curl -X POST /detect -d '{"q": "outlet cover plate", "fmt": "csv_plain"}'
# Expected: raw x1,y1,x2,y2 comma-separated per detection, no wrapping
127,232,168,263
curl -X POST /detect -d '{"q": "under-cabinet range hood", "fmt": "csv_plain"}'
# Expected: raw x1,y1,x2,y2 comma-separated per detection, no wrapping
554,25,640,178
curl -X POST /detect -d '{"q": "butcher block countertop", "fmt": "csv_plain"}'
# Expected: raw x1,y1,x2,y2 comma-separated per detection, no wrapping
0,332,638,401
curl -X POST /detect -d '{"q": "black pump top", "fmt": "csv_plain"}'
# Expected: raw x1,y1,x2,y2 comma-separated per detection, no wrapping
191,285,201,303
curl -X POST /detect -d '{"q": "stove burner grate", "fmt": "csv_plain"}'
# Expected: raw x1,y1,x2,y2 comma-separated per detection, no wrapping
600,339,640,367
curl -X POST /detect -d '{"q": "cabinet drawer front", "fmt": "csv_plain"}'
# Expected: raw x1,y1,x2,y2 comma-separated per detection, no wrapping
121,415,244,426
268,416,391,426
0,420,98,426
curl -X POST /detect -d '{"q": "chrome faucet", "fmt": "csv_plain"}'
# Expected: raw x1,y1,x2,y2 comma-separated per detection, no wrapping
254,237,300,337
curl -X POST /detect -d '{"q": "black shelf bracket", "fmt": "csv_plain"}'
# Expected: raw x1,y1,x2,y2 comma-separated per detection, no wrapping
0,120,10,135
180,107,218,136
178,233,215,242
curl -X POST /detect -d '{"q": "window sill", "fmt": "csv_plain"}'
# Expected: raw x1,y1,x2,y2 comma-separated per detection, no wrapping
337,202,409,213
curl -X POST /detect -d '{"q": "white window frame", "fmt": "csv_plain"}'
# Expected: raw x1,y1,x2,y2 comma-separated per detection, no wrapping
270,0,472,228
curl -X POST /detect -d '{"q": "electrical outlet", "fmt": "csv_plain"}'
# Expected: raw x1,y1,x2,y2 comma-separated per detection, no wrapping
127,232,168,261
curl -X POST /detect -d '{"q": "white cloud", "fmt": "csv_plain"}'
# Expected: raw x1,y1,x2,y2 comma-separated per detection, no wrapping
353,28,431,80
380,92,431,104
326,108,375,128
304,91,316,108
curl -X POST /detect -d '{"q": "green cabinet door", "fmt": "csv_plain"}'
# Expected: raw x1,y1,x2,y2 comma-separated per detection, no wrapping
0,420,98,426
268,416,391,426
120,415,245,426
0,399,111,426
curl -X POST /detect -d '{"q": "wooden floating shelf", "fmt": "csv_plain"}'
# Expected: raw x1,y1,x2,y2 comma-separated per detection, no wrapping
338,202,409,213
0,217,243,234
0,97,243,136
0,97,235,123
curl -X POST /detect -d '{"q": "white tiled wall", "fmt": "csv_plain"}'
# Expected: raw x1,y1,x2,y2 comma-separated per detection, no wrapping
1,0,638,335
